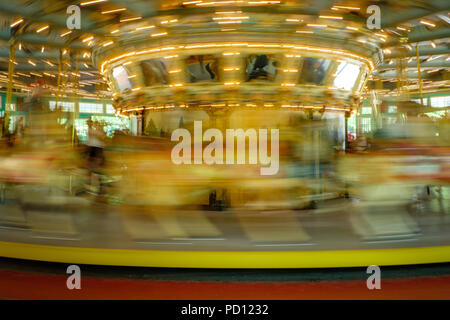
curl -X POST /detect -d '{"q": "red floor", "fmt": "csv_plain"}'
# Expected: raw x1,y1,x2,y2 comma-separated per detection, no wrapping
1,269,450,299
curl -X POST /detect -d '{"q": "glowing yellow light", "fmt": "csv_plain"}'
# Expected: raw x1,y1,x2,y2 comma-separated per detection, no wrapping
61,30,72,37
307,24,327,28
332,6,360,10
213,16,249,20
10,19,23,28
80,0,107,6
296,30,313,34
103,41,114,47
431,41,437,48
151,32,167,37
136,25,155,30
120,17,142,22
101,8,126,14
82,36,94,42
28,60,36,66
111,29,119,34
36,25,49,33
319,15,343,20
420,20,436,27
346,26,358,31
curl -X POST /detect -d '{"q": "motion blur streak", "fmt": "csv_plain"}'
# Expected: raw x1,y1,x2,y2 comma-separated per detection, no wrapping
0,0,449,299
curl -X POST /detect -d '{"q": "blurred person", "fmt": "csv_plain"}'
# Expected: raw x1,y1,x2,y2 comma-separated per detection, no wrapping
85,120,106,195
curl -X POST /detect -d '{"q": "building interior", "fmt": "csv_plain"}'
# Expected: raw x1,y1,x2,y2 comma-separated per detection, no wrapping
0,0,449,299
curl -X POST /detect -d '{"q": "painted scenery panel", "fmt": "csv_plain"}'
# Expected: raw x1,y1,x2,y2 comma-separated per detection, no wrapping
186,55,219,83
245,54,279,81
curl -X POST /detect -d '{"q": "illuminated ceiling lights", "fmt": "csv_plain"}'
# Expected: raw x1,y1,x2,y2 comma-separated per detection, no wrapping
136,25,155,30
420,19,436,27
319,15,343,20
61,30,72,37
36,25,49,33
82,36,94,42
296,30,313,33
431,41,437,48
151,32,168,37
396,26,410,32
80,0,107,6
331,5,360,11
120,17,142,22
10,18,23,28
213,16,249,20
103,41,114,47
307,24,327,28
101,8,126,14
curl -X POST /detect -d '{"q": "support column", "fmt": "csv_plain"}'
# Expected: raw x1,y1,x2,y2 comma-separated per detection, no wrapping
3,41,16,136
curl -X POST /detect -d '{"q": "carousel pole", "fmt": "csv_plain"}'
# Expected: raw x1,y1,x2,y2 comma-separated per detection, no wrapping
73,51,79,147
416,44,424,106
3,41,17,136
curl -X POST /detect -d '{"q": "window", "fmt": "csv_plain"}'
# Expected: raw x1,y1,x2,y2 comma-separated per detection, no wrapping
383,117,397,126
49,100,75,112
430,96,450,108
91,116,130,137
299,57,331,85
347,114,357,133
106,104,115,114
75,119,88,141
79,102,103,114
112,66,132,91
361,107,372,114
360,117,371,133
388,106,397,113
333,62,360,91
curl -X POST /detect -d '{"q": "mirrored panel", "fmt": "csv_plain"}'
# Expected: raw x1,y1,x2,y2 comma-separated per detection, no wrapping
245,54,279,81
298,57,332,85
112,66,132,91
140,58,170,86
186,55,219,83
333,62,360,91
